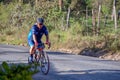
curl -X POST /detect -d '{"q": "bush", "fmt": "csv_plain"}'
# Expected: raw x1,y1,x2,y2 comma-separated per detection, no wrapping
0,62,36,80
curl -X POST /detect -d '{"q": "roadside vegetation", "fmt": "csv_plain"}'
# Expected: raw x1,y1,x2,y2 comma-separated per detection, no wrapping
0,0,120,60
0,62,37,80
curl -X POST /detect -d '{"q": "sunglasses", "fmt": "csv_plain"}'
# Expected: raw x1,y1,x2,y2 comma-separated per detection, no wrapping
39,23,43,25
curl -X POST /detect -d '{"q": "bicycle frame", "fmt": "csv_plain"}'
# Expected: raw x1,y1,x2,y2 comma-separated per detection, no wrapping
28,44,50,75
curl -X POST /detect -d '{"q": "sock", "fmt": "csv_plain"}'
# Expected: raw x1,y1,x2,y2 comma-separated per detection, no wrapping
30,54,33,60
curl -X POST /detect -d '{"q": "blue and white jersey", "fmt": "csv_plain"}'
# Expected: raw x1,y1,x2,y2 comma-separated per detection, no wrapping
28,24,48,42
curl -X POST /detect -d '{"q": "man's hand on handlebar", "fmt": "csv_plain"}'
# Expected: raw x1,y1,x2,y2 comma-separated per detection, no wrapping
35,41,38,47
46,41,51,49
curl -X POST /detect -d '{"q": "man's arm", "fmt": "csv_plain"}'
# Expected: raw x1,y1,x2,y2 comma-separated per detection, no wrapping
32,26,38,46
33,34,38,46
33,34,37,42
46,34,51,48
44,26,51,48
46,34,49,43
45,34,51,48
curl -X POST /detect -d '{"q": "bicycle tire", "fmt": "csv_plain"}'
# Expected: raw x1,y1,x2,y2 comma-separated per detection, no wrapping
40,51,50,75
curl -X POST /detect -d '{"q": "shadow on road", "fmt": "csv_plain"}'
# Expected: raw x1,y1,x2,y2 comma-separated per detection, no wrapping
79,48,108,57
42,62,120,80
47,51,72,55
32,60,120,80
0,51,29,54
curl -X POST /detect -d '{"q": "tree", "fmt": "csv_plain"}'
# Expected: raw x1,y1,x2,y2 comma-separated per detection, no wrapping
35,0,38,7
59,0,63,11
116,0,120,12
19,0,23,3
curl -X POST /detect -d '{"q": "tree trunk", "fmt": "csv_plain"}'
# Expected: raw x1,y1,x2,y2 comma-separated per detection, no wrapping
66,7,71,30
104,15,108,27
86,7,88,36
97,5,101,36
59,0,63,11
113,0,117,31
92,9,96,36
19,0,23,3
36,0,38,7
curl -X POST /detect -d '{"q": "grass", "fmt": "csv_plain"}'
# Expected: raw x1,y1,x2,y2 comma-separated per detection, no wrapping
1,20,120,54
0,26,29,45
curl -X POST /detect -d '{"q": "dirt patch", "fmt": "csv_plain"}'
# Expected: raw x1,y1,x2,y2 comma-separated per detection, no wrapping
57,48,120,61
100,52,120,60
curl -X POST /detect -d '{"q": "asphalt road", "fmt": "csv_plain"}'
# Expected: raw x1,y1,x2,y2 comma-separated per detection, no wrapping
0,44,120,80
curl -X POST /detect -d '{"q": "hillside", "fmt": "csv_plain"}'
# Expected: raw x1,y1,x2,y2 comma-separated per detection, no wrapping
0,0,120,60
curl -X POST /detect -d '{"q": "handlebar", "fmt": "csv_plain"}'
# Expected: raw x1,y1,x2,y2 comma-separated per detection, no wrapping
35,42,51,50
45,42,51,49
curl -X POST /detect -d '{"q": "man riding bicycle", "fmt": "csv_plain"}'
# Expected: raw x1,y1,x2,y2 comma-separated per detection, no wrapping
27,18,50,63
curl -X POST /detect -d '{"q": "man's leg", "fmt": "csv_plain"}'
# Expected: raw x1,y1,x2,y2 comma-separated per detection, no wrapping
29,46,35,62
28,40,35,62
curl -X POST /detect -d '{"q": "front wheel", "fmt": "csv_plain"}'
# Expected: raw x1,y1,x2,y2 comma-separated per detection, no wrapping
40,51,50,75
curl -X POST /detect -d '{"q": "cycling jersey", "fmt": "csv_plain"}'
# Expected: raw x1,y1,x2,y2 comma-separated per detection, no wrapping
27,24,48,47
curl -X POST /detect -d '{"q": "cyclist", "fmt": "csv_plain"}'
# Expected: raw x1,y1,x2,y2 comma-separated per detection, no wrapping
27,18,50,62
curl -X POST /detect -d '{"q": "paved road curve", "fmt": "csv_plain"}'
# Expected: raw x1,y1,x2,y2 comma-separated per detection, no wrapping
0,44,120,80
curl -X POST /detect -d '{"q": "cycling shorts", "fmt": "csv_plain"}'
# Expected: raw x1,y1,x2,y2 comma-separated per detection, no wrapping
28,40,45,49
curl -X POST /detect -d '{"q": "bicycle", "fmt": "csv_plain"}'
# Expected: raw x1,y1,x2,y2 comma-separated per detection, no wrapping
28,43,50,75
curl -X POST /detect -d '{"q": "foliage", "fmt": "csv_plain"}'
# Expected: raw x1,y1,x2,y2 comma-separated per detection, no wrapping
116,0,120,11
0,62,36,80
0,0,120,53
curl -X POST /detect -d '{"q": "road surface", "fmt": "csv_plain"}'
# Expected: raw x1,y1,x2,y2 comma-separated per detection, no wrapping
0,44,120,80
